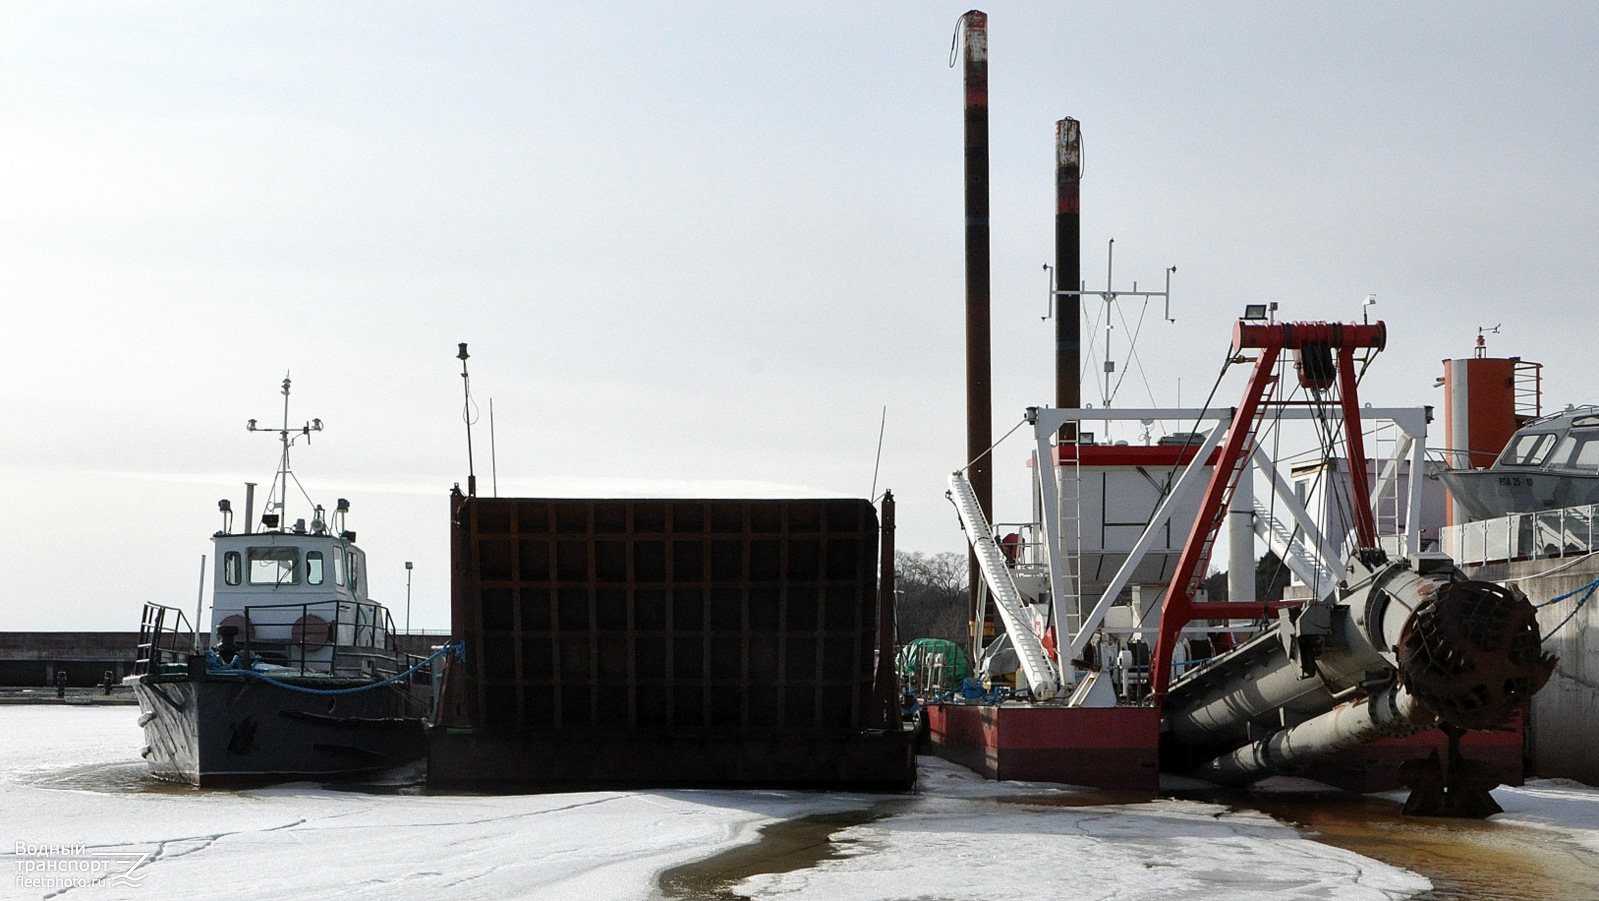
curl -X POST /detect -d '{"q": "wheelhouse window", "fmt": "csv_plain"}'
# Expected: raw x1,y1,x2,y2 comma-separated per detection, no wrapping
1555,431,1599,472
223,551,242,586
333,547,347,586
1498,432,1556,467
1578,437,1599,470
248,547,300,585
306,551,325,585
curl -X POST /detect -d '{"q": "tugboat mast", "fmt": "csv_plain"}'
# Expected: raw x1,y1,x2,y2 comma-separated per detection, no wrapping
247,375,323,531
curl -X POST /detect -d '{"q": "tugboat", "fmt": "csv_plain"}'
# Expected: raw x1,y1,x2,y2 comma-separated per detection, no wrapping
131,378,437,786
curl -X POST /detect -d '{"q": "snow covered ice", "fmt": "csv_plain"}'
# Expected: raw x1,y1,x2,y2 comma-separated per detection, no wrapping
4,706,1599,900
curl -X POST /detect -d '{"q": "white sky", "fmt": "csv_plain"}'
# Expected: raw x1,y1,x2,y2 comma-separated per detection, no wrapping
2,3,1596,630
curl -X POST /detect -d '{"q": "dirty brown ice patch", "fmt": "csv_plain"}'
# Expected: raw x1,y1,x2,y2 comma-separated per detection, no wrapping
661,758,1432,901
23,759,200,795
1245,787,1599,901
664,763,1599,900
657,807,903,901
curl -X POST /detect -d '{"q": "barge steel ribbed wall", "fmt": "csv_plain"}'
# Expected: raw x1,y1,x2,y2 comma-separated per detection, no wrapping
429,495,913,790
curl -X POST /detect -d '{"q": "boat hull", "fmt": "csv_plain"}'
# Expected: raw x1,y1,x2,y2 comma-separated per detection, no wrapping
1439,469,1599,521
133,672,426,786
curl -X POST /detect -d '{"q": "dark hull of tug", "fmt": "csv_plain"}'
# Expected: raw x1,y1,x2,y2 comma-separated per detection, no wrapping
132,672,426,786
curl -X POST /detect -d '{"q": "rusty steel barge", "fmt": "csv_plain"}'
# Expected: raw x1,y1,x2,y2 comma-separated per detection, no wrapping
427,493,914,791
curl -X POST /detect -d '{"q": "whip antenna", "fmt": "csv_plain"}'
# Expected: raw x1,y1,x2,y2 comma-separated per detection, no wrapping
870,406,887,500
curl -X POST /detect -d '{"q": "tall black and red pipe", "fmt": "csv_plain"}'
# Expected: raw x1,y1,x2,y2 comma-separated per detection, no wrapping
1055,118,1081,433
959,10,992,632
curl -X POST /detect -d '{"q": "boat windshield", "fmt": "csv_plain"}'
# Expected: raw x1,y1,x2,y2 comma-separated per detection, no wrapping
1551,430,1599,472
1498,432,1557,467
248,547,300,586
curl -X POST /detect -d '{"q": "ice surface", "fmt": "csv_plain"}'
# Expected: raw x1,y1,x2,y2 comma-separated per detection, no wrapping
735,757,1427,901
1482,778,1599,854
0,707,866,901
5,706,1592,901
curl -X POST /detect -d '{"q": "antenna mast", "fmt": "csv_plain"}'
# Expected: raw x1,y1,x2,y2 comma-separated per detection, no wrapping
1051,240,1176,409
246,375,322,530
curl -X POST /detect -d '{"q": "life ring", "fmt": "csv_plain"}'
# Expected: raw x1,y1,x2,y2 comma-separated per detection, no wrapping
292,614,331,651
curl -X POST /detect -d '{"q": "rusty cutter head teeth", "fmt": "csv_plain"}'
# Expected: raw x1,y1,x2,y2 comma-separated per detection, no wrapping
1397,580,1555,731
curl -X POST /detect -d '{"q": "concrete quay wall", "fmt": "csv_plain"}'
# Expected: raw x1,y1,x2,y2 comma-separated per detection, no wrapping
1468,555,1599,784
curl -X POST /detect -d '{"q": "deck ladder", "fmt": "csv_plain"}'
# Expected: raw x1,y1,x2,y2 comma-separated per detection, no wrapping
1057,434,1084,645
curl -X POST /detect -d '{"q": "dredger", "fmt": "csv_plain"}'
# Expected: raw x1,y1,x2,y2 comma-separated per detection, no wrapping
1164,549,1553,814
1147,320,1555,816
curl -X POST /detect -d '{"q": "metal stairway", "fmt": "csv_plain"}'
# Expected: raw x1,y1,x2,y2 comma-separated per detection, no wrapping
1251,499,1336,595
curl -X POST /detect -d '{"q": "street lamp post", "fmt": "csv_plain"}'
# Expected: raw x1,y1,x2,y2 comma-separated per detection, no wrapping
404,561,414,640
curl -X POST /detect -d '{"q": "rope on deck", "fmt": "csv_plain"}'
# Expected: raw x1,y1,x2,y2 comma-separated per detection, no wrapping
207,641,464,696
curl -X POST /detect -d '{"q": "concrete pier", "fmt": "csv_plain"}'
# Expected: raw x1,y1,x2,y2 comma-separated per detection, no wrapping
0,632,139,687
0,630,453,689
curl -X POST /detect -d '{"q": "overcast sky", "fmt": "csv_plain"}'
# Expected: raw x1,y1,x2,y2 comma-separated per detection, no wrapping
3,3,1595,631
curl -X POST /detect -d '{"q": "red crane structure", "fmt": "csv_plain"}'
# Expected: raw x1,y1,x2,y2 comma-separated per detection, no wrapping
1148,319,1388,702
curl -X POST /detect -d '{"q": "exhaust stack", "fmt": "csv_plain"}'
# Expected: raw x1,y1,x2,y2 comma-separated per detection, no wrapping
958,10,992,633
1055,118,1081,431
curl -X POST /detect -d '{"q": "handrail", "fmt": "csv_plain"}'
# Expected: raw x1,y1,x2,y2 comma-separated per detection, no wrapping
135,603,196,675
1441,501,1599,566
238,597,402,677
138,597,418,684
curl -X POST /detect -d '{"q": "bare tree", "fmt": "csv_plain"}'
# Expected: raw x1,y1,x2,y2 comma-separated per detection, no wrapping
894,551,969,645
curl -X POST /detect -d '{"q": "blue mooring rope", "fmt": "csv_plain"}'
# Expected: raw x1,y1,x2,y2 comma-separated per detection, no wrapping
1534,574,1599,608
207,641,465,696
1536,575,1599,641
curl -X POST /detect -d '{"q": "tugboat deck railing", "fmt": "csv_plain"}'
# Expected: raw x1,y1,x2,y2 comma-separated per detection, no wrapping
239,599,412,679
134,603,198,676
134,599,420,681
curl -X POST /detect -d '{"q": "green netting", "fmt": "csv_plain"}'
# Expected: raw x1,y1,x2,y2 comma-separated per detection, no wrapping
896,637,973,693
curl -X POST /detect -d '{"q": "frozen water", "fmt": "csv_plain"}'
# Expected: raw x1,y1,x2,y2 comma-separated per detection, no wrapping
0,707,864,900
735,757,1427,901
3,705,1595,900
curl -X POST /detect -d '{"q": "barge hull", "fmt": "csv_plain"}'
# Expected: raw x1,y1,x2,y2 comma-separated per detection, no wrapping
429,728,914,791
925,704,1161,790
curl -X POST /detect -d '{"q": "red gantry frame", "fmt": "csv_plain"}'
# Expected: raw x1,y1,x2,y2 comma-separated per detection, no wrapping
1148,320,1387,702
